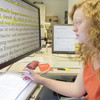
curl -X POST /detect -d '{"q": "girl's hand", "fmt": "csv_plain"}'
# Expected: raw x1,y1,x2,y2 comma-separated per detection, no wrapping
22,68,43,84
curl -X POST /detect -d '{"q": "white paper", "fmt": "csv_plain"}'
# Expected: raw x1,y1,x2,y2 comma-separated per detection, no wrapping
18,57,44,62
0,72,34,100
50,59,82,68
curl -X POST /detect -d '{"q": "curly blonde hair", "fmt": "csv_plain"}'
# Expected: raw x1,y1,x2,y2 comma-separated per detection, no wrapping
69,0,100,66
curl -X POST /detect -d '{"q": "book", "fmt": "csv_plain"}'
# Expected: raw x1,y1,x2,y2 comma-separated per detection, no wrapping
0,72,36,100
38,63,53,72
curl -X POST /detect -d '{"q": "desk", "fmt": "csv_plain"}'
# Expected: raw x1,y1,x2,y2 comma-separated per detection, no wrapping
7,47,81,75
0,47,81,100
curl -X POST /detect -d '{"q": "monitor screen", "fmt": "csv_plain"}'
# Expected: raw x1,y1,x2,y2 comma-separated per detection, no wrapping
0,0,41,69
52,24,77,54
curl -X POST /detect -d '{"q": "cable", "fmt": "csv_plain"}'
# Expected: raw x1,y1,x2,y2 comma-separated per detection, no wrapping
6,64,13,72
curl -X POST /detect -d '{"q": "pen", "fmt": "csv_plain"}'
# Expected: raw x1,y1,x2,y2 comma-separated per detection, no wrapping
64,68,70,71
57,68,70,71
57,68,65,70
25,70,31,75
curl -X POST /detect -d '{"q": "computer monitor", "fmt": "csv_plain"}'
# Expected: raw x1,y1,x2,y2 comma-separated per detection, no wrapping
52,24,77,54
0,0,41,69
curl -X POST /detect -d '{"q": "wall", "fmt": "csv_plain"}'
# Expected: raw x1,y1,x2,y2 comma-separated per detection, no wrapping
29,0,68,24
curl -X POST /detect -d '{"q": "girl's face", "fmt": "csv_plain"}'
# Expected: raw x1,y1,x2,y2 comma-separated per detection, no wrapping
73,8,91,43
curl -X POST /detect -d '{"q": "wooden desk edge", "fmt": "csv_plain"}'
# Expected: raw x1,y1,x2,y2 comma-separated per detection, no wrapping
34,68,80,76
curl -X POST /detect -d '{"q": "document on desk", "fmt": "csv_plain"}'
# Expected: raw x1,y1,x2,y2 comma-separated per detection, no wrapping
18,57,44,62
0,72,35,100
50,59,82,68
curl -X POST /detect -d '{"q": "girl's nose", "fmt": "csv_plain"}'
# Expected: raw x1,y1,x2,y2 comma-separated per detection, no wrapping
73,25,78,32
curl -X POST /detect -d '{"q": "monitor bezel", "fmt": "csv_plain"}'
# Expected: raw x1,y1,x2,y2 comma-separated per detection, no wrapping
52,24,75,54
0,0,41,69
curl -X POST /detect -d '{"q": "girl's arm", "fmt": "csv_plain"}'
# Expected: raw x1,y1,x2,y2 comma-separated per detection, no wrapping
23,67,86,98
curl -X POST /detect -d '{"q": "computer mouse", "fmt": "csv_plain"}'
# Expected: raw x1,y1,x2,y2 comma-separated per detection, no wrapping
26,61,39,70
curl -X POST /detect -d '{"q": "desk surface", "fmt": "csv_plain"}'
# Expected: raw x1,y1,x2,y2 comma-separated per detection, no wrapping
0,48,81,75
